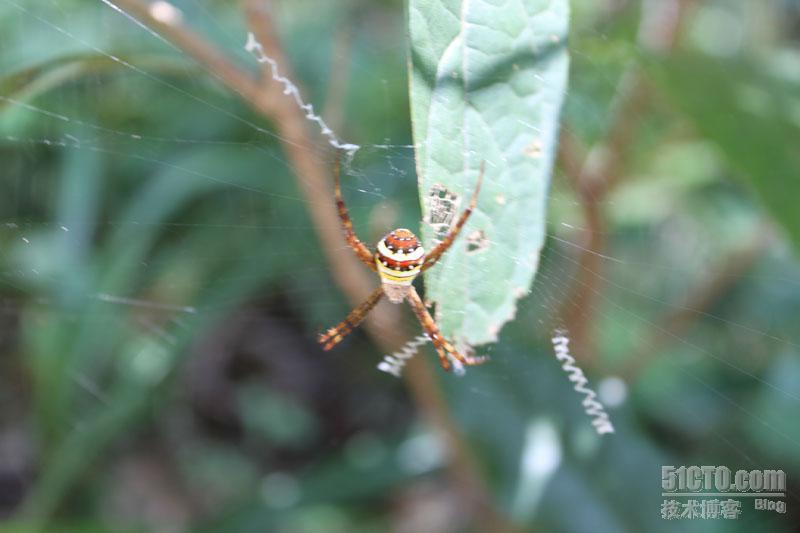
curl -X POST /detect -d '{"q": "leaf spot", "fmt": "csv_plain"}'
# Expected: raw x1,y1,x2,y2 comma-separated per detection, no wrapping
466,230,489,254
149,1,183,25
524,139,543,158
425,184,460,242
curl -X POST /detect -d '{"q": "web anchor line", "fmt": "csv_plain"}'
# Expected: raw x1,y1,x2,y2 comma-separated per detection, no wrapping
244,32,360,156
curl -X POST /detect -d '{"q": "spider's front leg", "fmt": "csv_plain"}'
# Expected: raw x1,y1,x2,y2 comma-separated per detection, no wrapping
406,286,488,371
333,153,377,271
319,286,384,351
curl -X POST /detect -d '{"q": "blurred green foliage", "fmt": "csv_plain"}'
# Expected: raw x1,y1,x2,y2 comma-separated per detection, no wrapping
0,1,799,532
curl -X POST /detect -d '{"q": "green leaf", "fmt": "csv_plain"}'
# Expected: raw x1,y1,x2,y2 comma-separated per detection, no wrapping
649,53,800,250
409,0,570,346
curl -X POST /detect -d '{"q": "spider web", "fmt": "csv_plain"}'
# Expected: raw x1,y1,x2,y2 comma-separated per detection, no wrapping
0,0,798,531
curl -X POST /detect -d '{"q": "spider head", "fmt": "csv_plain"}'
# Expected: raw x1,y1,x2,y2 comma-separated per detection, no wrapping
375,228,425,302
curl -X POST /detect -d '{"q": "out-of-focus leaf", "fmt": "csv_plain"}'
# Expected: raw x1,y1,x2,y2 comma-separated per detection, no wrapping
21,142,295,519
745,351,800,468
510,418,561,521
649,53,800,249
237,385,318,446
408,0,570,346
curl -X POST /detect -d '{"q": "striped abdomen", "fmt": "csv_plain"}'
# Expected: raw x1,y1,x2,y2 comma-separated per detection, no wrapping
375,229,425,301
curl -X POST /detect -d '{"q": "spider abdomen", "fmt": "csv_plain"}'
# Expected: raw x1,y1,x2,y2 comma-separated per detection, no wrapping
375,228,424,302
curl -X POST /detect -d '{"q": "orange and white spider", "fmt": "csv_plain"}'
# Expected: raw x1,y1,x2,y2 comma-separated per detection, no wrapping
319,155,488,372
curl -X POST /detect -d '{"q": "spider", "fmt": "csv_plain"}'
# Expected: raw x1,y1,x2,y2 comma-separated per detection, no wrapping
319,155,488,372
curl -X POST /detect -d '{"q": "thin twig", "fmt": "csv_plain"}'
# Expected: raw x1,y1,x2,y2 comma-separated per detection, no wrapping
109,0,514,530
556,0,694,362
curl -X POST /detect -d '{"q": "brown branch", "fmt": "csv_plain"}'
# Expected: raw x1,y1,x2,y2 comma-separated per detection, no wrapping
556,127,587,190
556,0,694,362
110,0,515,530
110,0,260,103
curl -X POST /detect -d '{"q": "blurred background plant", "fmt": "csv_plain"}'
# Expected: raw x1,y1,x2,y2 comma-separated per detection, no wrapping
1,0,799,532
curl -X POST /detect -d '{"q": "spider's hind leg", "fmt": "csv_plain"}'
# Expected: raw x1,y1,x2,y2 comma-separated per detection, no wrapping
319,286,384,351
406,287,488,371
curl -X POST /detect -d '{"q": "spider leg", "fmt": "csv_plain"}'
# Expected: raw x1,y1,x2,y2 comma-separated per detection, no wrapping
334,153,377,271
406,286,488,371
422,162,484,272
319,286,384,351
